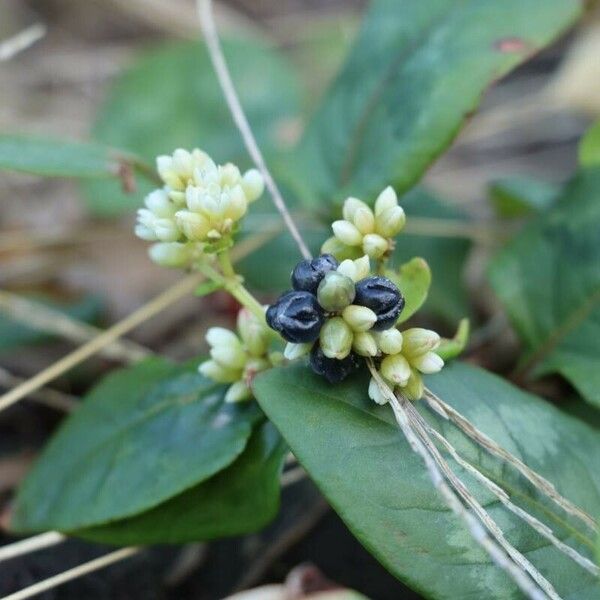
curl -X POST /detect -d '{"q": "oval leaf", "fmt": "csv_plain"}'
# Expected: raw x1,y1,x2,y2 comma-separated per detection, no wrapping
384,257,431,324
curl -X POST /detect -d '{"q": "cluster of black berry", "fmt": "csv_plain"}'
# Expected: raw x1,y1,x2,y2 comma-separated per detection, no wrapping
266,254,405,383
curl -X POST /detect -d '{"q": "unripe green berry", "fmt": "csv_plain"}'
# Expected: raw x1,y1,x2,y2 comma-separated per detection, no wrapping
319,317,353,359
317,271,356,312
380,353,410,385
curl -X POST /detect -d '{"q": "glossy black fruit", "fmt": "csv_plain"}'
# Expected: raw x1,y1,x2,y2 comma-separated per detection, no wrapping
266,290,324,343
309,344,360,383
354,276,404,331
291,254,338,294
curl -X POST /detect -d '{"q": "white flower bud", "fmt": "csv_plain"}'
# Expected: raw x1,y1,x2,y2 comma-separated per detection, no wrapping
342,197,370,221
353,206,375,235
374,328,403,355
353,255,370,281
362,233,388,258
225,380,252,403
237,308,269,356
223,185,248,221
342,305,377,332
368,376,388,405
411,351,444,374
206,327,240,349
401,369,424,401
148,242,191,267
157,155,180,188
172,148,194,178
242,169,264,203
168,190,187,205
145,189,172,216
199,359,240,383
332,220,363,246
402,328,441,357
135,223,157,241
319,317,353,360
219,163,241,186
376,205,406,238
380,353,411,386
175,210,210,241
284,342,312,360
352,331,378,357
185,185,204,212
374,186,398,216
210,344,247,371
153,218,180,242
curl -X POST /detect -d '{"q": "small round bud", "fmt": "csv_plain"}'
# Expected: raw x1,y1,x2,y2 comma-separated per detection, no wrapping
411,351,444,374
154,218,180,242
332,220,363,246
145,189,172,216
266,291,324,343
354,276,405,331
321,236,363,261
353,206,375,235
336,254,370,282
284,342,312,361
175,210,210,241
374,186,398,216
309,344,359,383
402,328,441,357
135,223,157,241
223,185,248,221
376,205,405,238
319,317,353,359
362,233,388,259
242,169,264,203
199,359,240,383
206,327,239,348
225,380,252,403
317,271,356,312
380,353,411,386
342,305,377,332
368,376,388,405
374,328,403,355
237,308,269,357
291,254,338,294
210,344,247,371
402,370,424,401
352,331,378,357
342,197,370,222
148,242,192,268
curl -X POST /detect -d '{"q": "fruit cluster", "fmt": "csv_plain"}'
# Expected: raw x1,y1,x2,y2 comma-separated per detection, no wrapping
266,254,406,383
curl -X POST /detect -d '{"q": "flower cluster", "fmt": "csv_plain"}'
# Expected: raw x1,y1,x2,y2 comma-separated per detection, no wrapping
135,148,264,267
198,308,280,403
266,253,406,383
321,187,405,261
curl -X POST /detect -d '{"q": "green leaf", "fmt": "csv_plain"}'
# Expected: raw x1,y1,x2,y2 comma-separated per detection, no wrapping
579,120,600,168
0,135,132,179
489,176,560,218
75,422,286,545
436,318,470,361
12,358,262,533
489,170,600,408
83,38,300,216
254,362,600,599
384,257,431,324
292,0,581,207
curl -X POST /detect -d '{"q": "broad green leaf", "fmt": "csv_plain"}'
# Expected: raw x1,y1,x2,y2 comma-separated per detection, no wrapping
489,170,600,408
436,318,470,361
292,0,581,207
83,39,300,216
254,362,600,599
0,135,132,179
579,120,600,168
12,358,262,533
384,257,431,324
489,176,560,218
0,294,102,352
75,422,286,545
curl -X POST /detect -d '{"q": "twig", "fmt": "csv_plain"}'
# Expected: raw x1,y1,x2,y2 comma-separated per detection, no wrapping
367,363,548,600
424,389,598,533
280,465,306,487
0,547,139,600
0,532,65,564
197,0,312,260
0,291,150,363
411,408,599,577
0,23,46,62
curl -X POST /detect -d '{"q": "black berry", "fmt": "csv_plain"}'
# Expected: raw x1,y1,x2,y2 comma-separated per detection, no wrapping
291,254,338,294
309,344,360,383
354,276,404,331
266,290,324,343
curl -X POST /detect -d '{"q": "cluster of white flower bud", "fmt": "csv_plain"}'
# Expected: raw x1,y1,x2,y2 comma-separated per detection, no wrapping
368,328,444,403
322,186,405,261
135,148,264,267
199,308,280,403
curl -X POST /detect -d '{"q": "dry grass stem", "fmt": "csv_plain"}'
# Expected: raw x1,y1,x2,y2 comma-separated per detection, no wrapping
0,23,46,61
0,532,65,564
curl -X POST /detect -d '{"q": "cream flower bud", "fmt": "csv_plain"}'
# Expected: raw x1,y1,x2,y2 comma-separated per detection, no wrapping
342,305,377,332
210,344,247,371
368,376,388,405
343,197,370,221
362,233,388,258
376,205,406,237
319,317,353,359
237,308,269,356
242,169,264,203
175,210,210,241
374,186,398,216
353,206,375,235
199,359,240,383
374,328,403,355
225,380,252,403
321,236,362,261
148,242,191,267
172,148,194,177
337,255,371,282
332,220,363,246
135,223,157,241
352,331,378,357
380,353,411,386
145,189,172,216
153,218,180,242
317,271,356,312
185,185,203,212
402,328,441,356
206,327,240,349
402,369,424,401
411,351,444,374
284,342,312,360
157,155,180,188
224,185,248,221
